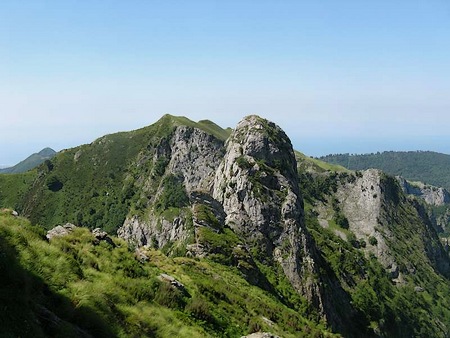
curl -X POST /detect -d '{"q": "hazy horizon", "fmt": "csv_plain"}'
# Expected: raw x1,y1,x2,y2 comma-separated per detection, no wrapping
2,1,449,165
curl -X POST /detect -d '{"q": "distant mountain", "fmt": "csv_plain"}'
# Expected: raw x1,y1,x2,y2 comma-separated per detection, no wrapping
320,151,450,190
0,147,56,174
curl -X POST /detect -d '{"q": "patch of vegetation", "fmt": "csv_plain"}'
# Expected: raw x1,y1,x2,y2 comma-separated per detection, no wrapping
155,174,189,213
0,171,36,210
194,204,221,230
197,227,240,265
332,211,349,230
295,151,349,174
236,156,253,170
368,236,378,246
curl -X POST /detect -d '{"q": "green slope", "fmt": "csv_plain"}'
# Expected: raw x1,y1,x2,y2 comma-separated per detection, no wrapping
295,151,349,173
0,209,332,338
320,151,450,190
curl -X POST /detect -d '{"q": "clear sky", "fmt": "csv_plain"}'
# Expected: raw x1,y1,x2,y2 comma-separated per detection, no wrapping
1,1,449,165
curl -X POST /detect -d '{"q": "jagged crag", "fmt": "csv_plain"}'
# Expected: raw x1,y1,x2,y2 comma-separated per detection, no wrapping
1,114,450,337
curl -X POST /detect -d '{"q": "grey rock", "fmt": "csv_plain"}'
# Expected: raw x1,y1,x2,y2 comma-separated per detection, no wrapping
167,126,225,193
213,115,325,315
46,223,77,240
186,243,208,258
11,210,18,217
241,333,280,338
388,263,399,279
135,247,150,262
118,214,190,250
92,228,116,247
117,125,226,249
158,273,185,291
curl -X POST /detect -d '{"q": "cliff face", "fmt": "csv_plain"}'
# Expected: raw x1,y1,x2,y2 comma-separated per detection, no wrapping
313,169,450,282
118,124,225,249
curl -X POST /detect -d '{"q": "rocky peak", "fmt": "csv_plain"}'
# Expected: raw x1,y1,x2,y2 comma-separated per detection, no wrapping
213,115,325,314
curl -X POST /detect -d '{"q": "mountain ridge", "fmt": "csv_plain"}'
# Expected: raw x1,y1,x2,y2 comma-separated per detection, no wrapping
1,115,450,337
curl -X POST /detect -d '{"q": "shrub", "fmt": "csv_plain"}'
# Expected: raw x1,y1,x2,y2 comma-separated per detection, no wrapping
186,297,212,322
46,175,63,192
236,156,253,170
154,282,185,310
333,212,349,229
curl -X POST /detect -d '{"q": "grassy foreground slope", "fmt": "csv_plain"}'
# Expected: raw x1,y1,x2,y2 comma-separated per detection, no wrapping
0,209,332,338
320,151,450,190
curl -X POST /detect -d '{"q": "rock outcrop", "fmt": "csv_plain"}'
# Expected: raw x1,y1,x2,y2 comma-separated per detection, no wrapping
333,169,394,269
397,176,450,206
241,333,280,338
315,168,450,282
46,223,77,240
118,125,226,249
212,115,325,314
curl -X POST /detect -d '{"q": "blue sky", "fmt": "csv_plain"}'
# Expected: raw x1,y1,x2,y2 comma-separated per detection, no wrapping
1,1,449,165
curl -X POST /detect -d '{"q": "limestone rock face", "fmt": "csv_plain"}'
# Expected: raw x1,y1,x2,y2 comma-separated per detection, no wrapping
118,213,190,248
212,115,325,313
118,125,226,249
321,169,450,281
167,126,225,193
334,169,394,268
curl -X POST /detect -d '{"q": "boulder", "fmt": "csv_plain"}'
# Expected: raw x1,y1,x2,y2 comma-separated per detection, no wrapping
241,333,280,338
92,228,116,247
46,223,76,240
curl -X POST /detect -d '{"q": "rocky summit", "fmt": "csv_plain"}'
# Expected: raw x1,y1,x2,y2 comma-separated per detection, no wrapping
1,114,450,337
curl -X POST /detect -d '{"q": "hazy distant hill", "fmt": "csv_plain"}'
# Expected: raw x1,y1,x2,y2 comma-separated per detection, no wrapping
0,147,56,174
320,151,450,190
